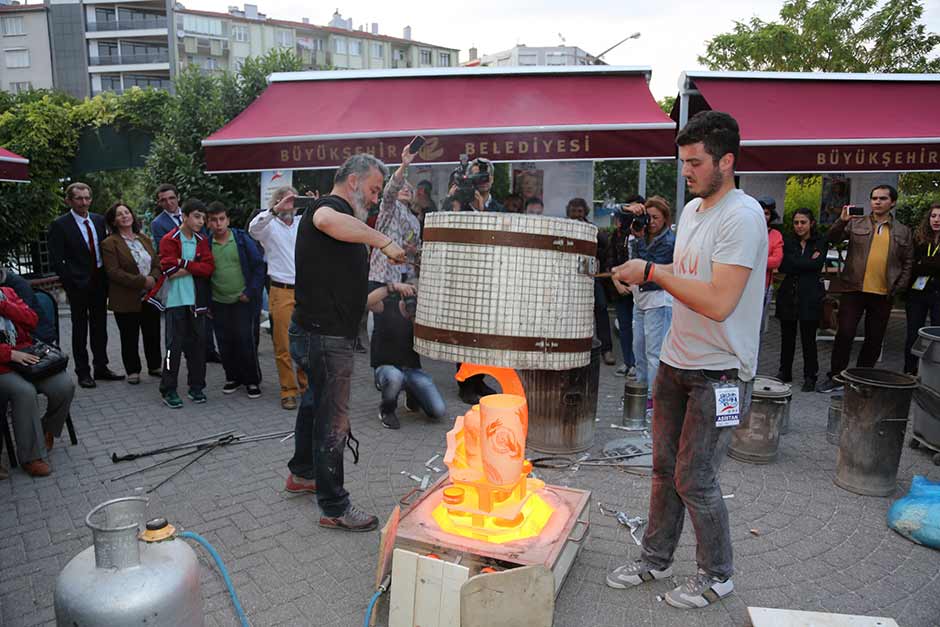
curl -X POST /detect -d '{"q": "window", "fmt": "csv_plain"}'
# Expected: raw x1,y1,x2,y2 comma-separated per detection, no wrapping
438,51,451,66
100,75,122,91
95,8,116,23
333,37,347,54
182,15,222,36
9,81,31,93
313,38,324,51
2,17,24,36
419,49,431,64
275,29,292,47
232,25,249,43
349,40,360,56
235,56,246,69
125,74,170,89
98,41,118,58
4,48,28,69
371,42,382,58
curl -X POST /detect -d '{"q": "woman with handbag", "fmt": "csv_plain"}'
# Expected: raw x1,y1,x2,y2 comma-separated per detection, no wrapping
0,285,74,477
775,208,828,392
101,203,162,384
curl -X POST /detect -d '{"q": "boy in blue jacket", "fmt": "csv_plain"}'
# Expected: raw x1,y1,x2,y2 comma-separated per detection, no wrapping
206,201,265,398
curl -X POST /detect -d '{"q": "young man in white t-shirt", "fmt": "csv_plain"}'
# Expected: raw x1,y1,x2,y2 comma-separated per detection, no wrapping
608,111,768,609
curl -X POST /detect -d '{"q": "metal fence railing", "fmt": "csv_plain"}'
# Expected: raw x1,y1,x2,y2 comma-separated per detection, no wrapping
88,52,170,66
86,18,168,32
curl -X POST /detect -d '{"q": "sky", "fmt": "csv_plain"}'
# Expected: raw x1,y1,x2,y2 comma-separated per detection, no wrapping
194,0,940,100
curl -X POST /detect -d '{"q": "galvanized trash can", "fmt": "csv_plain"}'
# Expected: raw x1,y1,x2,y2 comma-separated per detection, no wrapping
520,340,601,454
729,376,790,464
621,380,648,431
827,394,843,445
834,368,918,496
911,326,940,390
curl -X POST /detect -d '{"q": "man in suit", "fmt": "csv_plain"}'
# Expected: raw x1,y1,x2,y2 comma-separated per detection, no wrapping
47,182,124,388
150,183,183,246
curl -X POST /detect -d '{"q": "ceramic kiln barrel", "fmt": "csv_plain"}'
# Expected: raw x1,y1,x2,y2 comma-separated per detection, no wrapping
414,212,597,371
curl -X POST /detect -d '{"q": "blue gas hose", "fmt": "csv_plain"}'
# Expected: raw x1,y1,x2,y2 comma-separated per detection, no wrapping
180,530,250,627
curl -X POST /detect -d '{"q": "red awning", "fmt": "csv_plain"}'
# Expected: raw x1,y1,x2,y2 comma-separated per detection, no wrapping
679,72,940,173
0,146,29,183
203,66,676,172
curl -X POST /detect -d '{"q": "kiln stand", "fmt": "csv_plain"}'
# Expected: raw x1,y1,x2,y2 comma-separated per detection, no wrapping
394,474,590,595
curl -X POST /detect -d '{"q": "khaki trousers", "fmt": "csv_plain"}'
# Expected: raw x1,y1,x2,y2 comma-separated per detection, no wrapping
269,285,307,399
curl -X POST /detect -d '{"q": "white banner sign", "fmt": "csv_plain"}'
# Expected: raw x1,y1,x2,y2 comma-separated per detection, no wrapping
260,170,293,209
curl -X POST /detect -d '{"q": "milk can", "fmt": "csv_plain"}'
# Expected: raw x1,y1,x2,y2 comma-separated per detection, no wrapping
54,496,204,626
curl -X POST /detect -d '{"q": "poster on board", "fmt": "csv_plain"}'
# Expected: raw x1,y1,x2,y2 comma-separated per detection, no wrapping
260,170,293,209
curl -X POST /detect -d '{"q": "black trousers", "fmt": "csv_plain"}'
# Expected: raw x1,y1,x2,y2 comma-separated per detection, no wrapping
829,291,891,378
160,307,207,394
211,300,261,386
114,303,162,375
594,279,613,353
66,275,109,377
778,319,819,380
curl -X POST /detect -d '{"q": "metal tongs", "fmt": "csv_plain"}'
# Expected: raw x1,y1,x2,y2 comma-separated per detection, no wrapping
598,502,647,545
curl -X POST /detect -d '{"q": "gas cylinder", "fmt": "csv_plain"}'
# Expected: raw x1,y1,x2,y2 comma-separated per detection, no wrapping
54,496,204,626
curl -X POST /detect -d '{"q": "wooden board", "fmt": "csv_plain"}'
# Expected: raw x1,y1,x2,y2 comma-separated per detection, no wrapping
389,548,469,627
748,607,900,627
460,565,554,627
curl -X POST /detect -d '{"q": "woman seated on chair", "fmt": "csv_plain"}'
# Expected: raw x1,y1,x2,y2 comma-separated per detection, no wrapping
0,285,74,477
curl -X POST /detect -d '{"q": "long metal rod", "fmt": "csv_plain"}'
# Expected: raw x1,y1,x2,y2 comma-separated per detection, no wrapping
108,448,203,482
147,438,231,494
110,429,237,463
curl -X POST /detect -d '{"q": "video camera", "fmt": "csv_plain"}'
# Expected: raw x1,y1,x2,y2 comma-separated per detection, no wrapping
450,154,491,207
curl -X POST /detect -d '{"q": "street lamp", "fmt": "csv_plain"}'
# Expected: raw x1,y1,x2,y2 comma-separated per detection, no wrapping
593,32,641,64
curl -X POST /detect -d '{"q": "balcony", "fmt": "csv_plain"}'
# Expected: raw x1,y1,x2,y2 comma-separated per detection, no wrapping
86,17,168,32
89,52,169,66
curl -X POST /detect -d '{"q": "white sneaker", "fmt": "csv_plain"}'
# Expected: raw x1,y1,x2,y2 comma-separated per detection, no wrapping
664,570,734,609
606,559,673,589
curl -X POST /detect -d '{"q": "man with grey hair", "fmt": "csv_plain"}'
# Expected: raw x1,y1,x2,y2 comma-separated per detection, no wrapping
249,185,308,413
288,153,406,532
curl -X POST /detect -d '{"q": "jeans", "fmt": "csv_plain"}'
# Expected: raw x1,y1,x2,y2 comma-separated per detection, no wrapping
0,370,73,463
614,297,635,368
288,324,354,517
829,291,891,378
160,307,207,394
594,279,613,353
904,291,940,373
633,305,673,394
641,363,752,580
114,303,161,375
778,319,819,381
375,365,446,420
211,300,261,386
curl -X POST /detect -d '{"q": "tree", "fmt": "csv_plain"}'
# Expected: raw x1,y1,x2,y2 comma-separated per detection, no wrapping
700,0,940,73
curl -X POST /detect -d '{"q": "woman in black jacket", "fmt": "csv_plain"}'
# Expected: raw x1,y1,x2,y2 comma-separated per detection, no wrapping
776,208,827,391
904,201,940,374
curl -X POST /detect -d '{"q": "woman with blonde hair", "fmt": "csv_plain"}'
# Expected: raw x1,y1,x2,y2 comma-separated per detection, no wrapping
904,201,940,374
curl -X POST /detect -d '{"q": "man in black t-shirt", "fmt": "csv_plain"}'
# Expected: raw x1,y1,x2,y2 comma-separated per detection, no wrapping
367,282,446,430
287,154,405,533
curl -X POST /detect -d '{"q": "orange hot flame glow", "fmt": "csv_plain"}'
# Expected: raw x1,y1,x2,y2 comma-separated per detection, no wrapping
437,365,555,543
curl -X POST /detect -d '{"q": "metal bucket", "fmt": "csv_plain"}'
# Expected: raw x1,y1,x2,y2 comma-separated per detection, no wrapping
414,212,598,371
827,394,843,445
834,368,918,497
912,385,940,449
728,376,789,464
911,326,940,391
520,340,601,454
621,380,648,430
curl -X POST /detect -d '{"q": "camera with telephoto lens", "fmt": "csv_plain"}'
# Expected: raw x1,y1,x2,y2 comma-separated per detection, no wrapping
403,294,418,316
616,208,650,232
450,154,491,207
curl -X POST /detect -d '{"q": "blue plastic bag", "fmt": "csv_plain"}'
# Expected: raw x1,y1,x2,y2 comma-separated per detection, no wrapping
887,475,940,549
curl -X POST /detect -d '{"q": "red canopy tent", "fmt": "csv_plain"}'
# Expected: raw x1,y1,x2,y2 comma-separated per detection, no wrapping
671,71,940,207
0,146,29,183
202,66,676,173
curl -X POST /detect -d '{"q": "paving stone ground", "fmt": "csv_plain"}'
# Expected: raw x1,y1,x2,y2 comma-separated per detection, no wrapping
2,307,939,626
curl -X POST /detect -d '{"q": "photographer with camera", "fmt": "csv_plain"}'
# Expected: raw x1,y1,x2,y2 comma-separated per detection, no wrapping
607,196,643,377
816,185,913,393
369,145,422,287
367,281,446,430
445,157,505,213
622,197,675,396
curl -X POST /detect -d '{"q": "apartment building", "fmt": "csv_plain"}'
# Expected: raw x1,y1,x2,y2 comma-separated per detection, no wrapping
43,0,172,98
467,44,598,68
174,6,458,75
0,3,54,94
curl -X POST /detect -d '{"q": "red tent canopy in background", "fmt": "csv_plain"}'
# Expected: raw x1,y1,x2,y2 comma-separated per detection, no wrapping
202,66,676,173
674,71,940,174
0,146,29,183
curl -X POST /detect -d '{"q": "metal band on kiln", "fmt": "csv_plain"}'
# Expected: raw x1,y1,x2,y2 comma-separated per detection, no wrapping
422,228,596,257
414,323,593,353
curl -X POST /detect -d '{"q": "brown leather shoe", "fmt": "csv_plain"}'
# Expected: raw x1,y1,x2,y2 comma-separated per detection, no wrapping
22,459,51,477
281,396,298,411
44,432,54,452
